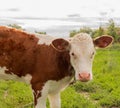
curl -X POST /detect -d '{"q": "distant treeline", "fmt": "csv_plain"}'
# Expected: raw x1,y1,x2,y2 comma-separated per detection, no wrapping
8,19,120,43
70,19,120,43
8,24,46,35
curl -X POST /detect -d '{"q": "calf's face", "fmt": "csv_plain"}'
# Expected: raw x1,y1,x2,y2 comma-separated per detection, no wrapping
52,33,113,82
69,34,95,82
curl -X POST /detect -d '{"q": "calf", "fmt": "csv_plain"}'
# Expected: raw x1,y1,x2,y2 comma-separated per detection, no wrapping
0,26,113,108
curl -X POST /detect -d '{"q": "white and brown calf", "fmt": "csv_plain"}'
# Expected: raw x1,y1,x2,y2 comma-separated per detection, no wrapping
0,26,113,108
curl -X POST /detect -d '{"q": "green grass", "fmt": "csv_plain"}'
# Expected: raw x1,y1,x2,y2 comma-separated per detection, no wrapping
0,80,33,108
0,44,120,108
72,44,120,108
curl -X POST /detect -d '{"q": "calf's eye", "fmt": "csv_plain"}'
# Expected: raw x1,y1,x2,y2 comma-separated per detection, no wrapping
71,52,77,59
71,53,75,56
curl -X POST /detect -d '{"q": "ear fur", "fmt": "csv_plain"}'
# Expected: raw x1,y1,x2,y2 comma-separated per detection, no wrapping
51,38,70,52
93,35,114,48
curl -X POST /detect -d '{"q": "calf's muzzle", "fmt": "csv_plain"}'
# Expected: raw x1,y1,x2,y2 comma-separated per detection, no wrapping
79,72,91,82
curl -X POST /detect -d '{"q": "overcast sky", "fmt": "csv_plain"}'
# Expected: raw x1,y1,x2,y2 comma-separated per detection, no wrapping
0,0,120,18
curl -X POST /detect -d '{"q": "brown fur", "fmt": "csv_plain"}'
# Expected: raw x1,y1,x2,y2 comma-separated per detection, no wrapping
0,26,73,105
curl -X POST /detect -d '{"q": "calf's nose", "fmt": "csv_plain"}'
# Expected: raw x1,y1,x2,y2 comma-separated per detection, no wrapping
79,72,91,82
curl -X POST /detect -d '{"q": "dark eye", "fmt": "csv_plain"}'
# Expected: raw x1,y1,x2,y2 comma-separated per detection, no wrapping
71,53,75,56
71,52,77,59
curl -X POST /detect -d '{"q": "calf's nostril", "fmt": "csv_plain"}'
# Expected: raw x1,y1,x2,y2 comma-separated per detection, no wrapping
87,73,90,78
79,73,90,78
79,72,91,81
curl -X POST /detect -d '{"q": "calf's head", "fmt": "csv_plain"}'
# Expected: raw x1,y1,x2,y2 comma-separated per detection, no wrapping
51,33,113,82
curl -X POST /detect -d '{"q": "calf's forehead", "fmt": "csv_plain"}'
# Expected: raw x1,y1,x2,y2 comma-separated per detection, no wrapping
70,33,94,53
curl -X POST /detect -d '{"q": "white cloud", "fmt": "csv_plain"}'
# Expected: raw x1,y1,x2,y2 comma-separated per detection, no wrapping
0,0,120,17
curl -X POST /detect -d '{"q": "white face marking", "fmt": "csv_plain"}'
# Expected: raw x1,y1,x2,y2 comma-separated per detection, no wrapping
0,66,32,84
69,33,95,80
35,34,56,45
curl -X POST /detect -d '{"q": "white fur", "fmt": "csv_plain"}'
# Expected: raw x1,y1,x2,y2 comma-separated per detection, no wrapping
21,74,32,84
0,66,32,84
35,76,73,108
36,34,56,45
69,33,95,80
48,93,61,108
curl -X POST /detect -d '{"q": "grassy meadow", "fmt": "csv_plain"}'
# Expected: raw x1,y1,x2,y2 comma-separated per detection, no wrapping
0,44,120,108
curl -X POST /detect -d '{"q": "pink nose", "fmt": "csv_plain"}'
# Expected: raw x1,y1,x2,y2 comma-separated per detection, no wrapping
79,72,91,82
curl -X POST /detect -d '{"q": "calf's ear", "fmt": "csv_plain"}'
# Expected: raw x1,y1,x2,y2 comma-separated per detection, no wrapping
51,38,70,52
93,35,114,48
